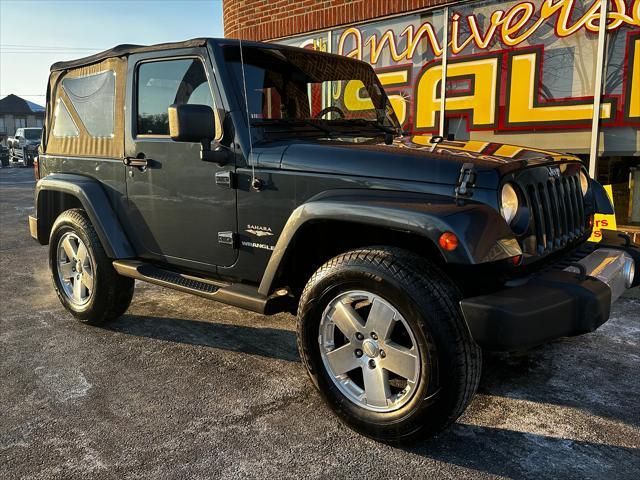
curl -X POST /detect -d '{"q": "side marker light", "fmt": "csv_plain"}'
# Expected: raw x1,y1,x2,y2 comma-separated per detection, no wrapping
439,232,459,251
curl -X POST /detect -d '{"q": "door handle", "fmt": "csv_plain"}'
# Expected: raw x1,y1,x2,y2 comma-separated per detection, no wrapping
124,155,149,169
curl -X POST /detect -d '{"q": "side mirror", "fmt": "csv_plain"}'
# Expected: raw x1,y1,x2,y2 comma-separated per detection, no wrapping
168,104,225,164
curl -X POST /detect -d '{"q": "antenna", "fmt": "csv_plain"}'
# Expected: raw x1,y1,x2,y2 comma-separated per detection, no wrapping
238,37,260,190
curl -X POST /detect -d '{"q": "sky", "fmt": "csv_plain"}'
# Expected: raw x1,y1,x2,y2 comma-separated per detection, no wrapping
0,0,224,107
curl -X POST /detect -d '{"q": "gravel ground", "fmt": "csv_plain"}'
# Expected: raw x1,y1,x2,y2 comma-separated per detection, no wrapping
1,166,639,479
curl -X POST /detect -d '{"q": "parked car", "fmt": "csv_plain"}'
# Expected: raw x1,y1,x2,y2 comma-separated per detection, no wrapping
9,127,42,166
28,39,639,443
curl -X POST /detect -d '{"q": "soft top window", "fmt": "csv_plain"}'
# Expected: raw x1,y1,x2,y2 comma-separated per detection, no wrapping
52,99,79,138
45,56,125,158
61,70,115,138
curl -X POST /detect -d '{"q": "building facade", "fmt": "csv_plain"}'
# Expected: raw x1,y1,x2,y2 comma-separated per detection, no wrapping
0,94,45,145
223,0,640,232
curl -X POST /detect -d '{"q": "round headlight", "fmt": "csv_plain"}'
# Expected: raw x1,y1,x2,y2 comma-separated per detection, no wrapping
500,183,519,224
579,170,589,196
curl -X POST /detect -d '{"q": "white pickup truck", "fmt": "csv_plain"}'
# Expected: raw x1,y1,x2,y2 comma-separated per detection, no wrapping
9,127,42,166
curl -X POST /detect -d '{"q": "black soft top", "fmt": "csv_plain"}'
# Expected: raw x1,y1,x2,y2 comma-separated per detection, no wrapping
50,38,210,71
49,37,364,72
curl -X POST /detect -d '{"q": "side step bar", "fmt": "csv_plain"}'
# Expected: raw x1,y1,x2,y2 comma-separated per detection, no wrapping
113,260,288,314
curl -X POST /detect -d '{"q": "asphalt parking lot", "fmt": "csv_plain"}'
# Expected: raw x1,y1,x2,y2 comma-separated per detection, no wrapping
1,165,639,479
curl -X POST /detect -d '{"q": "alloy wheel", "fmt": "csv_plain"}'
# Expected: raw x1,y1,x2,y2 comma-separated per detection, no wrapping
56,232,95,306
319,290,421,412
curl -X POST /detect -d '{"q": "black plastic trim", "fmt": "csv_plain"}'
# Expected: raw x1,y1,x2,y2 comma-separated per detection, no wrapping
112,260,287,314
460,270,612,351
591,181,615,214
258,190,521,296
34,173,136,258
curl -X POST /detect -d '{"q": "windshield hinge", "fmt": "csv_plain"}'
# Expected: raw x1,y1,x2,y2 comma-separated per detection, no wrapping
215,171,237,189
218,231,238,248
455,162,476,197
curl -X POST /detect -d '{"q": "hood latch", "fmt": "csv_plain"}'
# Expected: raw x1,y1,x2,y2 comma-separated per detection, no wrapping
455,162,476,197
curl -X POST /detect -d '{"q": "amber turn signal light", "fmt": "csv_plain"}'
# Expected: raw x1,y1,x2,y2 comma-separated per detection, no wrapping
439,232,458,251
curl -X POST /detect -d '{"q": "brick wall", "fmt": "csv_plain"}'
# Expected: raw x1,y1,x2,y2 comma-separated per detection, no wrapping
223,0,449,41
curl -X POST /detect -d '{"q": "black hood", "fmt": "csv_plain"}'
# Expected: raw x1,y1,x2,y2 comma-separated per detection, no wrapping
280,135,581,189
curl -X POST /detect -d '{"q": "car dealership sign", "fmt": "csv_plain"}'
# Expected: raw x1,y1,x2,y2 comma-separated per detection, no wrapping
279,0,640,154
336,0,639,60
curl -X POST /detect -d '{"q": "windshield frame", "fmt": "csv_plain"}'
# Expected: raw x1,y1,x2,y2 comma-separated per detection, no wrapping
222,44,401,141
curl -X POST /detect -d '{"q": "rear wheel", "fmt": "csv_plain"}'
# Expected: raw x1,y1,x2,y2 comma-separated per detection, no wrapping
49,209,134,324
297,247,481,443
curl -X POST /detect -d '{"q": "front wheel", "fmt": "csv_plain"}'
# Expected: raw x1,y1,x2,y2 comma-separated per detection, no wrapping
297,247,481,443
49,209,135,324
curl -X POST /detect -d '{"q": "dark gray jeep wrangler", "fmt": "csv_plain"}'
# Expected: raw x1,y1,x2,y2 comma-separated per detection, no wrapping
29,38,638,443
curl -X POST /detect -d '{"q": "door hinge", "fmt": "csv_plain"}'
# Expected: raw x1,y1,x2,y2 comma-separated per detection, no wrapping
215,171,236,189
455,162,476,197
218,231,238,248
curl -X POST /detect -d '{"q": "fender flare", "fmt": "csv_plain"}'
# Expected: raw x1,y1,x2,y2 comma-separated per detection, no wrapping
590,180,615,215
258,189,521,295
34,173,135,259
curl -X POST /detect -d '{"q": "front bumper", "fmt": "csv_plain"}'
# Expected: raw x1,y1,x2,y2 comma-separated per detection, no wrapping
460,234,638,351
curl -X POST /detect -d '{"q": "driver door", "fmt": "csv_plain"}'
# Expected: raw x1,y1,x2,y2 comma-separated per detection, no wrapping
123,49,237,271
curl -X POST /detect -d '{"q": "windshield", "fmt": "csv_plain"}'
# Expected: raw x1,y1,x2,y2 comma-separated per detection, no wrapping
224,46,399,138
24,128,42,140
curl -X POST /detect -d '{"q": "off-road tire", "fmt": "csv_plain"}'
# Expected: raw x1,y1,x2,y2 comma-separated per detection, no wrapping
297,246,481,443
49,209,134,324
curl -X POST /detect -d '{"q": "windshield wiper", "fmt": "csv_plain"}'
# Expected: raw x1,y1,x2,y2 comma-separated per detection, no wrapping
251,119,337,136
250,118,399,140
301,121,333,135
349,119,398,135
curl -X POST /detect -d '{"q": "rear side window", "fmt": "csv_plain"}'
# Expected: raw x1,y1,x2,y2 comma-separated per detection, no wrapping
136,58,215,136
52,99,79,137
59,70,115,137
46,57,125,158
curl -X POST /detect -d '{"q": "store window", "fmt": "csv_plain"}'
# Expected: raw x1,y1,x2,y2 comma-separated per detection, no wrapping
276,0,639,234
443,0,599,157
597,0,640,228
328,9,446,131
15,117,26,129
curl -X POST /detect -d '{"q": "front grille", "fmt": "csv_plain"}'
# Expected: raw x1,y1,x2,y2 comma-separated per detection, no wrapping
522,172,586,255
